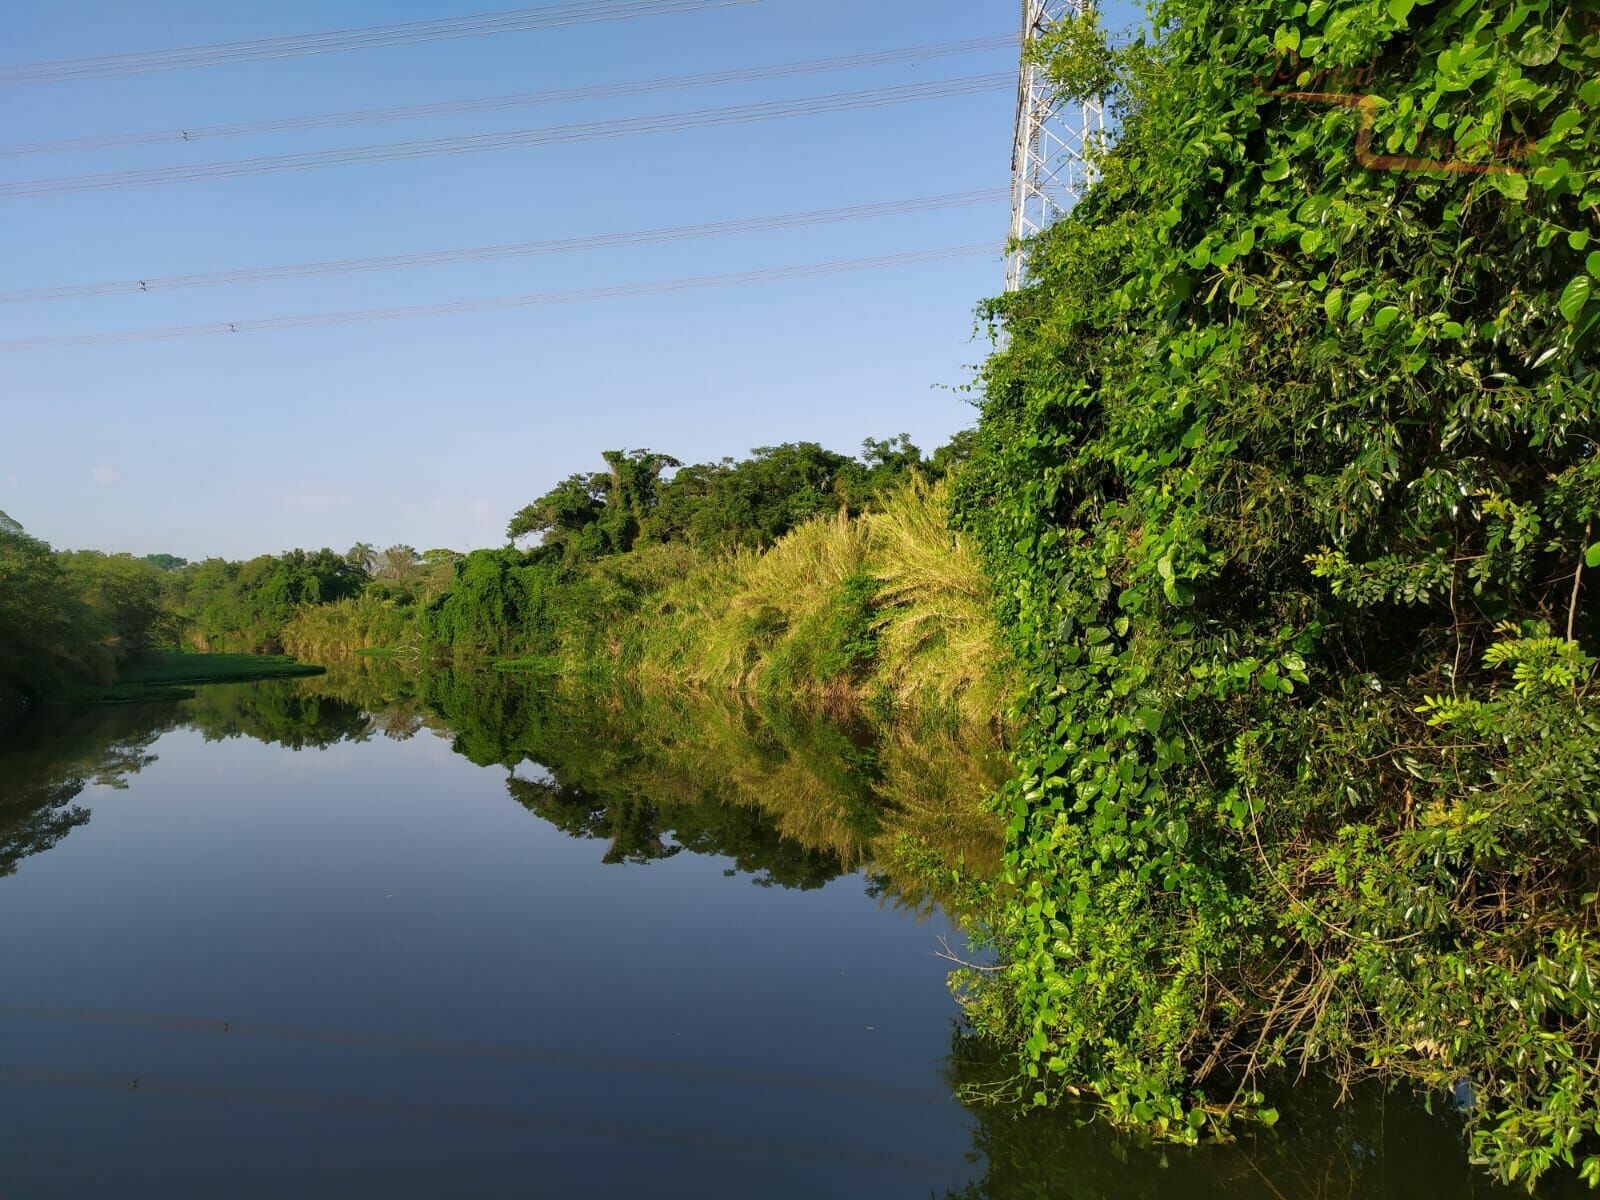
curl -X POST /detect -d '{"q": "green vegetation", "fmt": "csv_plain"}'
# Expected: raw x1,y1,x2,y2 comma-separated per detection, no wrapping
0,510,186,723
955,0,1599,1188
1,437,1000,727
620,478,1005,721
270,436,1001,718
66,650,323,704
168,548,367,652
2,665,1542,1197
8,4,1592,1187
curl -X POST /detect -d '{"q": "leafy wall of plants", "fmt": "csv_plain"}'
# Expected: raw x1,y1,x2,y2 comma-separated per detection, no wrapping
954,0,1598,1186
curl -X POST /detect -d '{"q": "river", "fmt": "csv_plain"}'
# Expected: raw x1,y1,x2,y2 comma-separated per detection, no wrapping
0,663,1577,1197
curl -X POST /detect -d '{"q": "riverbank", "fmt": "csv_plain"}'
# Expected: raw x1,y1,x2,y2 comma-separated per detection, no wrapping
952,1,1600,1188
60,651,324,704
282,478,1011,727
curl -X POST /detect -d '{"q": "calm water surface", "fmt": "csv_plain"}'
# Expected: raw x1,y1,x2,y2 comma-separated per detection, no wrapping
0,665,1578,1197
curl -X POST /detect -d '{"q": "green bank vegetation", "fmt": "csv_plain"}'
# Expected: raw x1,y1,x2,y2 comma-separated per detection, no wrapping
1,510,186,722
6,0,1596,1187
67,651,324,704
272,437,1000,720
2,436,1004,726
955,0,1599,1188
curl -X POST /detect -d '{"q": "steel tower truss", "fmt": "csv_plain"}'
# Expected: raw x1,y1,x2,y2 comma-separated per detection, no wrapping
1006,0,1105,291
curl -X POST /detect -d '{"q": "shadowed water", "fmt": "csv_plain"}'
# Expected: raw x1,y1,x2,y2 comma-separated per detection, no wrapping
0,662,1582,1197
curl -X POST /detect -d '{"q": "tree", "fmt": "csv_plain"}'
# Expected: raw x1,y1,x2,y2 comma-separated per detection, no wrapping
378,545,420,581
344,542,377,576
0,512,112,699
507,450,681,561
507,472,608,547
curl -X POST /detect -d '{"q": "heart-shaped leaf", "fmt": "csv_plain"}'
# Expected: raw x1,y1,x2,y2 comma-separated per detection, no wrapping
1559,275,1593,324
1516,27,1561,67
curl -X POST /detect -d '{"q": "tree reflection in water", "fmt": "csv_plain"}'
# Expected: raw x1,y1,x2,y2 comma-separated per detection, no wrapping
0,659,1006,908
3,662,1562,1199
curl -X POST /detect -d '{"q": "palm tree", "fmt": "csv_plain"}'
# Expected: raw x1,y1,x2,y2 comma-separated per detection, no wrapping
344,542,377,576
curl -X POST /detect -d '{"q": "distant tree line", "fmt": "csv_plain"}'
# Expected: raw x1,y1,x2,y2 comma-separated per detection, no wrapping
0,434,969,715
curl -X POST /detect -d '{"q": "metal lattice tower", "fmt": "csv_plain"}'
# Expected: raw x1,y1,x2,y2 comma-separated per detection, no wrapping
1006,0,1105,291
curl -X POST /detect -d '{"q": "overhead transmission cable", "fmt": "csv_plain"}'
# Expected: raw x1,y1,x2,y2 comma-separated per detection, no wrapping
0,189,1009,304
0,35,1016,157
0,73,1013,199
0,243,1003,353
0,0,755,87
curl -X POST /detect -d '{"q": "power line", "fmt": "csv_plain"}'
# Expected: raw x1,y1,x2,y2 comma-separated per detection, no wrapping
0,73,1013,199
0,0,756,87
0,243,1003,352
0,36,1018,158
0,189,1009,304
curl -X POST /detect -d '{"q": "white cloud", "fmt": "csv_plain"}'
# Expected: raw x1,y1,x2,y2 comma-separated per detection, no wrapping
90,465,118,485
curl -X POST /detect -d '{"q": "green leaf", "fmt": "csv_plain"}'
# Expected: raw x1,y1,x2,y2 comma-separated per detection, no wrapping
1586,544,1600,570
1533,161,1570,190
1373,305,1401,330
1387,0,1414,22
1259,1108,1280,1127
1346,292,1375,322
1488,172,1529,201
1547,109,1582,141
1559,275,1593,324
1136,706,1166,735
1324,288,1345,319
1162,578,1196,607
1516,27,1560,67
1568,230,1589,251
1262,161,1290,183
1588,252,1600,280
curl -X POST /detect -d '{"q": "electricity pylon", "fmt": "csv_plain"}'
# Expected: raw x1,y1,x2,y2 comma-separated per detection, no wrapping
1006,0,1105,291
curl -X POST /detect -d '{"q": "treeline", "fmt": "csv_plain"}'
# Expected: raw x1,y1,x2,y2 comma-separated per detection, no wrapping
175,545,459,654
2,435,1004,723
0,510,184,723
273,436,1002,717
957,0,1598,1189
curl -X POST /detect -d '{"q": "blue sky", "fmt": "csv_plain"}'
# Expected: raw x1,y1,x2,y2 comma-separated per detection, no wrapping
2,0,1137,559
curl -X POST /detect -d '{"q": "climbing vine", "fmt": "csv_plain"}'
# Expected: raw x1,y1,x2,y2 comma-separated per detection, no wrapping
955,0,1599,1187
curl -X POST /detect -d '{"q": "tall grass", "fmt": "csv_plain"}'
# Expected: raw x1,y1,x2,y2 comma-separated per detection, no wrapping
866,477,1008,723
610,477,1009,721
280,594,418,659
272,478,1009,724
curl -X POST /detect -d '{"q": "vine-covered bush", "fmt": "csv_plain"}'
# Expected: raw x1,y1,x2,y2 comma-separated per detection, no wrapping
955,0,1598,1187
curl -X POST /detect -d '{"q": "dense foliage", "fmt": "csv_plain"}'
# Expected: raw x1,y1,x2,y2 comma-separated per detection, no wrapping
1,436,993,722
507,436,966,560
954,0,1599,1186
416,436,995,710
168,549,367,652
0,511,182,719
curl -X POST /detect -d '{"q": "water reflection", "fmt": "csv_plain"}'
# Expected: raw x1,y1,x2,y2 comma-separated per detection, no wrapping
0,659,1006,907
941,1030,1589,1199
0,704,164,877
0,663,1583,1197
